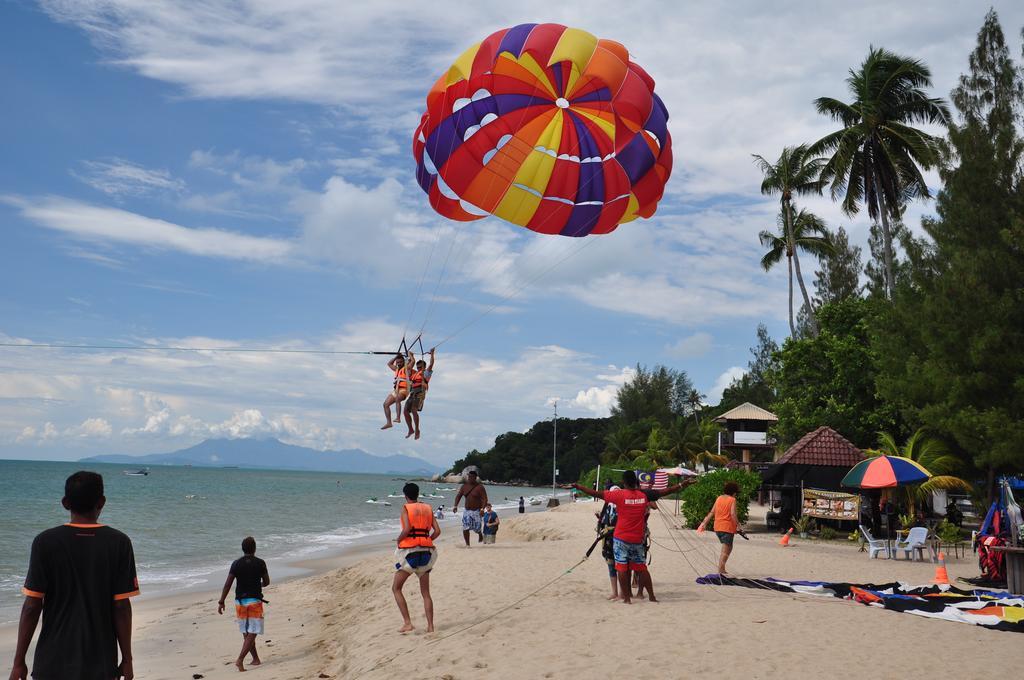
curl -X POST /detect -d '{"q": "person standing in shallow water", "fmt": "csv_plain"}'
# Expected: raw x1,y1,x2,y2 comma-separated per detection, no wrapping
218,536,270,672
9,471,139,680
452,470,488,546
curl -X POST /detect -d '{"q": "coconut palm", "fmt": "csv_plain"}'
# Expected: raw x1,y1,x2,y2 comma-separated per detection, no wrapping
752,145,827,334
759,206,834,336
865,429,972,515
664,418,728,471
810,47,949,299
602,426,643,465
685,388,705,424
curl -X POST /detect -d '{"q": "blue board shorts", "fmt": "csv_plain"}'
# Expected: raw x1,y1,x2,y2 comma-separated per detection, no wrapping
395,547,437,575
716,531,735,546
462,509,482,533
612,537,647,572
235,598,264,635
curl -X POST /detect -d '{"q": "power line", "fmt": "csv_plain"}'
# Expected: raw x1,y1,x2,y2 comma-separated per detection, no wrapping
0,343,398,356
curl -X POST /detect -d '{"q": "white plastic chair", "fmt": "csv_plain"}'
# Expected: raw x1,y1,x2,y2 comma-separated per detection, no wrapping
859,525,890,559
894,526,929,561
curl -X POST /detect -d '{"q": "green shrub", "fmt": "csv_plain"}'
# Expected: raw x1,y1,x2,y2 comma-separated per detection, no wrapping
818,526,838,540
792,515,815,534
936,519,961,544
680,468,762,529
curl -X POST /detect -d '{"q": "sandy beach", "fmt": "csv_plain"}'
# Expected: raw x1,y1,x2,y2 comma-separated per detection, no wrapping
4,502,1022,679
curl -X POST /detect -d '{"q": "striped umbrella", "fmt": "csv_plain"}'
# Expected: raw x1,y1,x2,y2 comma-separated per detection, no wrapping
842,455,931,489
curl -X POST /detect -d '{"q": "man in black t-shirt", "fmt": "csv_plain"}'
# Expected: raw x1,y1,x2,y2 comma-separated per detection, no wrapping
217,536,270,672
9,471,138,680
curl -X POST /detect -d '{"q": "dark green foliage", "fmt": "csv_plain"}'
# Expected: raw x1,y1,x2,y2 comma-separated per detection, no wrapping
716,324,778,414
447,417,611,486
680,469,762,529
769,298,897,449
813,226,862,304
611,365,695,426
873,10,1024,496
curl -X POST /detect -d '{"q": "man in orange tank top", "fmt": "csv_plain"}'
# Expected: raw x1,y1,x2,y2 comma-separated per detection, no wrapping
392,482,440,633
697,481,743,575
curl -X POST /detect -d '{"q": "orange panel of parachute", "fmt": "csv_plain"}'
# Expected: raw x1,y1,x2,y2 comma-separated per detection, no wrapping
413,23,673,237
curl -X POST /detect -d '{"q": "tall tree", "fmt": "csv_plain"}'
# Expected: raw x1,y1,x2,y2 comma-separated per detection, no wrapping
811,47,949,298
866,429,973,514
611,365,695,427
874,10,1024,499
717,324,778,410
813,226,862,304
752,145,827,334
759,206,833,335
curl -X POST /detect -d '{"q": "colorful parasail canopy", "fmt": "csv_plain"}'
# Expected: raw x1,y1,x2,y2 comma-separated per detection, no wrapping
413,23,673,237
841,455,931,489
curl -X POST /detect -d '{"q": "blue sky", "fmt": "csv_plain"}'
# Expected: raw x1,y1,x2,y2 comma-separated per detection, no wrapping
2,0,1023,466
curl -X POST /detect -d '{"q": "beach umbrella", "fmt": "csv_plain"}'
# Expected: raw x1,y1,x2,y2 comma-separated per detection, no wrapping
841,455,932,489
657,466,698,477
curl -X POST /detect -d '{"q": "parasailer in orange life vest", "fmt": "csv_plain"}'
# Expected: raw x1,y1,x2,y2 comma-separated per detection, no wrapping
382,351,414,430
404,348,435,440
392,482,440,633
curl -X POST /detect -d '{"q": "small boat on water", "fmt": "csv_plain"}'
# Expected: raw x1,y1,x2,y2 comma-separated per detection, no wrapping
387,493,405,498
423,493,444,499
435,487,455,491
529,497,542,506
365,498,392,506
123,469,149,476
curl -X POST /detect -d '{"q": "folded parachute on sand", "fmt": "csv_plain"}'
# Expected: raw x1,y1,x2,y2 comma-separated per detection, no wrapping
696,575,1024,633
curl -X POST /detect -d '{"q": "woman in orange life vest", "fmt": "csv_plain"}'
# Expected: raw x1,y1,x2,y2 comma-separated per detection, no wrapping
404,348,435,440
381,351,414,430
392,482,441,633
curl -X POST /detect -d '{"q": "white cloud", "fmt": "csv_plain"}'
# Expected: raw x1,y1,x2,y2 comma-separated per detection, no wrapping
708,366,746,404
74,158,185,197
567,366,634,416
2,195,293,262
666,332,714,358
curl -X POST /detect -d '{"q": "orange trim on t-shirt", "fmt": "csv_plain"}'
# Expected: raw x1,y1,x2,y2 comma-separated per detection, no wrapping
64,523,105,528
22,587,44,599
113,590,140,600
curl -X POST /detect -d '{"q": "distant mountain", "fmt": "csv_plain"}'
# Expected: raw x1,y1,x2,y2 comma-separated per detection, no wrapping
81,438,442,476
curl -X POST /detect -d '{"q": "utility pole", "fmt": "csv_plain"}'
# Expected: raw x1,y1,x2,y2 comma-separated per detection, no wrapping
550,401,559,507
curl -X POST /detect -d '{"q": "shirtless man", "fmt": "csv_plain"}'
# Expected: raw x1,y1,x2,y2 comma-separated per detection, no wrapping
451,469,488,547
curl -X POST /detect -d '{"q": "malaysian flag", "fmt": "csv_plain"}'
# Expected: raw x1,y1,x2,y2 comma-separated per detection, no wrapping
636,471,654,489
653,470,669,491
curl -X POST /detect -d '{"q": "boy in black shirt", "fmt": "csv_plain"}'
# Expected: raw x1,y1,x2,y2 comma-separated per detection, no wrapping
9,471,138,680
217,536,270,672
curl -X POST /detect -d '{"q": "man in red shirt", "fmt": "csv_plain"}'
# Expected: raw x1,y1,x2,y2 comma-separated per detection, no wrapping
573,471,689,604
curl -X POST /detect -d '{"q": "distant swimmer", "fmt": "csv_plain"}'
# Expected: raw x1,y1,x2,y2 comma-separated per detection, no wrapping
10,471,139,680
382,352,413,430
393,483,440,633
218,536,270,672
572,471,692,604
405,348,435,440
452,469,488,547
435,505,445,519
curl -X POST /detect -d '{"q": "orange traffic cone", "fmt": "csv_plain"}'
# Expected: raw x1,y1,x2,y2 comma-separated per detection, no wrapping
779,528,793,547
933,552,950,585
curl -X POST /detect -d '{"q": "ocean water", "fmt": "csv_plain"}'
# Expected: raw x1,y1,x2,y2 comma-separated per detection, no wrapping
0,460,558,624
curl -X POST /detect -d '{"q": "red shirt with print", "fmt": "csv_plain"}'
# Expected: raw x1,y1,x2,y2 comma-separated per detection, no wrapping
603,489,650,543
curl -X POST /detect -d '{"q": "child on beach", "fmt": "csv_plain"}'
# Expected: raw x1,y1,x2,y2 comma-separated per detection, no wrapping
572,472,689,604
393,482,441,633
9,471,139,680
481,504,499,544
382,352,413,430
404,348,435,439
697,481,742,576
217,536,270,672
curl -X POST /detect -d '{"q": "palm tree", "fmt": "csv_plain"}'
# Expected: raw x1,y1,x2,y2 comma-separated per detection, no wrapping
865,429,972,515
602,426,642,465
685,389,705,424
810,47,949,298
759,206,834,336
664,418,728,471
753,145,826,335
